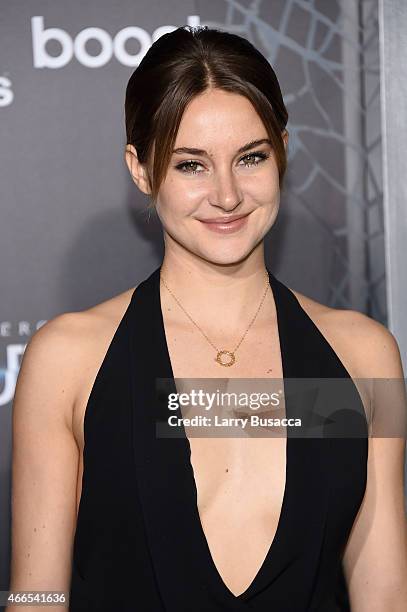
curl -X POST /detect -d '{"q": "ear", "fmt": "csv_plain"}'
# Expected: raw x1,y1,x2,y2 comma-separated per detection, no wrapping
124,144,151,195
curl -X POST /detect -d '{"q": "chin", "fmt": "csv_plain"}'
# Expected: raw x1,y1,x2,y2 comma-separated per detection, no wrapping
197,246,256,267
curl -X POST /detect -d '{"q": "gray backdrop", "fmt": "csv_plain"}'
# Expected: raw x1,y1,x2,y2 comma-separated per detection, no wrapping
1,0,404,597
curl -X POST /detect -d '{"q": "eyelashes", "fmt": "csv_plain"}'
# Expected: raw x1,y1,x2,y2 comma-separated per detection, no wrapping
174,151,270,175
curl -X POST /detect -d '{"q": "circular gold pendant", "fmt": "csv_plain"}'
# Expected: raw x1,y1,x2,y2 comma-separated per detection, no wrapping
215,350,236,367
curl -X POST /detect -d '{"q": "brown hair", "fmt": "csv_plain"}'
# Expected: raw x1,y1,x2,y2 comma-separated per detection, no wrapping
125,25,288,209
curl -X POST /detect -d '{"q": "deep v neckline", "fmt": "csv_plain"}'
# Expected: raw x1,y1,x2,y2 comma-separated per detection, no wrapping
74,263,368,611
155,265,292,603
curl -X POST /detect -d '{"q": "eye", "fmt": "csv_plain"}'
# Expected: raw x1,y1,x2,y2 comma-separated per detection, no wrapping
240,151,270,167
175,160,204,175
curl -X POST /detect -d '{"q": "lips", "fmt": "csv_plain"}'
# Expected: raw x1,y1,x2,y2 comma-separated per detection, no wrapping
199,213,250,224
198,212,251,234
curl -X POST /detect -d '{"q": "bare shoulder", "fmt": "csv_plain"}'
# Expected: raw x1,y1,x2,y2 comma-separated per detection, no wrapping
55,285,136,339
28,285,137,356
20,285,138,430
289,287,404,379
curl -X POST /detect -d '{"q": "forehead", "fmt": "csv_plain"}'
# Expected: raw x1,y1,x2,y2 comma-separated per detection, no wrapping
174,89,267,147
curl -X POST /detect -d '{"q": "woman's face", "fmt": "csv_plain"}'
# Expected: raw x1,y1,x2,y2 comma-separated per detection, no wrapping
152,88,287,265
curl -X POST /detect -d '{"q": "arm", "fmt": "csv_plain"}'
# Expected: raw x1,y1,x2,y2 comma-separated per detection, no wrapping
6,314,83,611
342,317,407,611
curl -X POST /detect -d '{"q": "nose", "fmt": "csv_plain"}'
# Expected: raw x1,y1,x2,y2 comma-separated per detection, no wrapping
209,166,243,211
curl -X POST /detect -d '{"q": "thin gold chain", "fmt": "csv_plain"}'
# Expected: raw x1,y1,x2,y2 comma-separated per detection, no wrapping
160,269,270,366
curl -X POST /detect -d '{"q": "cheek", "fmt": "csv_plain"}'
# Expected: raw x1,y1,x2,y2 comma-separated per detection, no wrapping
247,171,280,205
155,192,192,228
158,177,203,212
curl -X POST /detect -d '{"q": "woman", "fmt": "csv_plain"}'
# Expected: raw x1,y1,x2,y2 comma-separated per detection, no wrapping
8,25,407,612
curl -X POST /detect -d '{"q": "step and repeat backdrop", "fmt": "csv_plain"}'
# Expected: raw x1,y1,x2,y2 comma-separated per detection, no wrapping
1,0,394,599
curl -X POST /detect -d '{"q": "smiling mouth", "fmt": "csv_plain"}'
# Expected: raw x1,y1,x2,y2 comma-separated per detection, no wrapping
197,212,251,233
198,212,251,224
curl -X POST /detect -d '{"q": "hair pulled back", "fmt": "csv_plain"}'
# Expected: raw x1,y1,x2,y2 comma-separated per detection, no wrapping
125,25,288,207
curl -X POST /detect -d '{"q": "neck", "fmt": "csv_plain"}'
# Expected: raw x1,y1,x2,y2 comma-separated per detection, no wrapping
159,250,273,336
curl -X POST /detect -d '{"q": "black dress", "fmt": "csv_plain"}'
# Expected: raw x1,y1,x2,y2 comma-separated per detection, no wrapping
69,265,368,611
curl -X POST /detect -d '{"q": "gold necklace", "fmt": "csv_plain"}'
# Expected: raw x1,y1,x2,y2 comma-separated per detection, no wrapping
160,269,270,367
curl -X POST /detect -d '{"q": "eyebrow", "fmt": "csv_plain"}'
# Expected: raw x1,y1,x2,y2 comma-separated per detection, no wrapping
172,138,272,156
